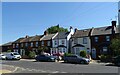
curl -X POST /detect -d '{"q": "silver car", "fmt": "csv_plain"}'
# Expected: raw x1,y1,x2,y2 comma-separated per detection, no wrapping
63,54,90,64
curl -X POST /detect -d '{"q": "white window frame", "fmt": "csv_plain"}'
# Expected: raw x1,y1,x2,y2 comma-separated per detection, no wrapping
47,41,50,46
95,37,98,42
106,36,110,42
25,43,28,47
103,47,107,52
36,42,38,47
41,41,44,46
21,43,23,47
61,40,65,45
54,40,57,45
31,42,33,47
83,37,87,44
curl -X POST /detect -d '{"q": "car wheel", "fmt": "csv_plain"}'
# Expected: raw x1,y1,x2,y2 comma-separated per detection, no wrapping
80,60,85,64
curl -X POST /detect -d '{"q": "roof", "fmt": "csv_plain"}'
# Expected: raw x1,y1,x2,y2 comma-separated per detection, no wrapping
91,26,113,36
13,38,24,43
72,29,91,38
40,34,55,41
53,32,70,39
29,35,43,42
58,45,67,48
72,44,85,47
2,42,13,46
13,35,43,43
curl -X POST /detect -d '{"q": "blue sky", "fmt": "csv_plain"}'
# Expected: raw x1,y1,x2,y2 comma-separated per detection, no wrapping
2,2,118,45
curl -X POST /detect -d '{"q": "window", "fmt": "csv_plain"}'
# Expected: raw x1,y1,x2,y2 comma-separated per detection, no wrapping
41,41,44,46
103,47,107,52
47,41,50,46
106,36,110,41
25,43,28,47
13,44,15,48
21,43,23,47
74,38,78,44
61,40,65,45
94,37,98,42
31,42,33,47
54,40,57,45
36,42,38,47
16,43,19,48
83,37,87,44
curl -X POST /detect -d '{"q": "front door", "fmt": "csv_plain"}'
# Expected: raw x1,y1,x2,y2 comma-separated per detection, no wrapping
92,48,96,59
20,49,25,56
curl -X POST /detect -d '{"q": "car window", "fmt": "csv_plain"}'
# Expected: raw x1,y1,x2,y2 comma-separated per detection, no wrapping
13,53,19,55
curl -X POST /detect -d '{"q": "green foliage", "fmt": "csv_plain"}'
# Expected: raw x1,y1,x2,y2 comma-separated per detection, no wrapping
28,51,36,58
47,25,68,34
7,50,11,52
110,37,120,56
38,46,48,54
80,50,87,57
64,53,73,56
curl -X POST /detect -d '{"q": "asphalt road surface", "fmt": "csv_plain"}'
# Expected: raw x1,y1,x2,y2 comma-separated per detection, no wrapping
1,59,119,74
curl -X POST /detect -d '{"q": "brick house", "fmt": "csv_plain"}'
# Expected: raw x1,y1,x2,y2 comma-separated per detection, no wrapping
12,35,43,56
90,21,119,59
1,42,13,52
40,31,57,54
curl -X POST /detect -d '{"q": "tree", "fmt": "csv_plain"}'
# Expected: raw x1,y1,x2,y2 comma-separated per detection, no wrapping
110,37,120,56
38,46,48,54
47,25,68,34
80,50,87,57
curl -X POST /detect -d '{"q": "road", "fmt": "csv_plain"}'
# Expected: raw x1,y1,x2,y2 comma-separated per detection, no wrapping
1,59,119,74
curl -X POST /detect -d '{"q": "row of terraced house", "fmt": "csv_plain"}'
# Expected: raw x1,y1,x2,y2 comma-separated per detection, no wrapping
1,21,120,59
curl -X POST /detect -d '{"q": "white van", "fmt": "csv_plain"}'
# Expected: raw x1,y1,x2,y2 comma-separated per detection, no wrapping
5,52,21,60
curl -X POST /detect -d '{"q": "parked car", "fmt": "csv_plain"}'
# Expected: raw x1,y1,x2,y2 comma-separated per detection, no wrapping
5,52,21,60
112,55,120,66
0,53,6,60
35,55,57,62
63,54,90,64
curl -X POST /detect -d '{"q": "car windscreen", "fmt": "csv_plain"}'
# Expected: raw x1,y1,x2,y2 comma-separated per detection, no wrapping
13,53,19,55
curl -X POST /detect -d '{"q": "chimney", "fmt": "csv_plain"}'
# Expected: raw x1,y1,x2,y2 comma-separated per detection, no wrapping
74,28,78,32
25,35,29,38
111,21,116,34
70,26,74,35
44,30,48,35
112,21,116,27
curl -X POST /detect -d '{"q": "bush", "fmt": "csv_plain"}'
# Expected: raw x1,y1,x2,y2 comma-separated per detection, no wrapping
80,50,87,57
28,51,36,58
64,53,73,56
7,50,11,52
99,54,112,62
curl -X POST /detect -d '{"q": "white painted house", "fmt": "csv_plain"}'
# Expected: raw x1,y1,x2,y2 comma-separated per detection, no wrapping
51,27,74,54
70,29,92,56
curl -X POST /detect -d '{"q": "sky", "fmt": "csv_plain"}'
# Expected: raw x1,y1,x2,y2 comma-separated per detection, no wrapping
2,2,118,45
